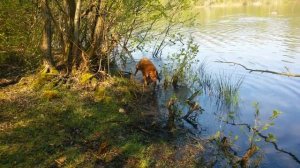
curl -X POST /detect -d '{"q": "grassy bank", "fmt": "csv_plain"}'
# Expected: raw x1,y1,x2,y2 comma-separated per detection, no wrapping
0,74,204,167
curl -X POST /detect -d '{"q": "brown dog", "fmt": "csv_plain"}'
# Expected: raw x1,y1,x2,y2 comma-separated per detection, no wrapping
134,58,160,88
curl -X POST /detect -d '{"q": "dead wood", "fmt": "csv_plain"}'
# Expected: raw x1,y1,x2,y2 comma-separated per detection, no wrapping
215,60,300,77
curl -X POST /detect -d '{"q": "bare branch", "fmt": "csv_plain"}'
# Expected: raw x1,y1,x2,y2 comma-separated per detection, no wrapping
80,2,97,18
215,61,300,77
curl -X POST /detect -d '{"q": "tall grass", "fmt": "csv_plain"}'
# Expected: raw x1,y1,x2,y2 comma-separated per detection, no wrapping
197,61,244,107
214,72,243,106
197,61,214,94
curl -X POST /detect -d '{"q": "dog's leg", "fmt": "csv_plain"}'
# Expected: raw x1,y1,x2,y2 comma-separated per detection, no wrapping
152,81,157,95
156,71,160,82
134,68,139,76
142,75,147,92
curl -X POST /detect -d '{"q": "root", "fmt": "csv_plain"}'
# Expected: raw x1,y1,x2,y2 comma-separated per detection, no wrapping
0,76,21,87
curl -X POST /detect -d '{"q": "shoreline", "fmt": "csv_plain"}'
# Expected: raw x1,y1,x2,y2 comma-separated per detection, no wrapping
194,0,299,9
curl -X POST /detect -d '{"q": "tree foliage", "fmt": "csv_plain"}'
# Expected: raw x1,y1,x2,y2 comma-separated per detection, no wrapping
1,0,193,77
0,1,40,77
35,0,192,75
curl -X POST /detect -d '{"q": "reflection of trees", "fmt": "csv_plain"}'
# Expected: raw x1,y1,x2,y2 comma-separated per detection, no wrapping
209,134,261,168
282,13,300,71
204,104,300,166
162,90,300,166
201,117,300,167
224,120,300,164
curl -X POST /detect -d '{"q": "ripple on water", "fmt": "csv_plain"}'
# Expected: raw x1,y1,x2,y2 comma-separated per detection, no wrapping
242,73,300,104
196,9,300,168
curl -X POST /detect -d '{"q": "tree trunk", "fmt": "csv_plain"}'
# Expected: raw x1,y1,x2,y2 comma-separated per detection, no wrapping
73,0,82,69
41,0,56,72
64,0,76,75
88,0,104,71
58,14,66,56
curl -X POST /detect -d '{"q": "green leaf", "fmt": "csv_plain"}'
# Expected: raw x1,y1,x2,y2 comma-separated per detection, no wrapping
234,135,239,141
214,131,221,139
262,123,271,131
270,110,282,120
266,133,277,142
228,111,235,120
255,137,262,142
252,102,259,108
252,102,260,116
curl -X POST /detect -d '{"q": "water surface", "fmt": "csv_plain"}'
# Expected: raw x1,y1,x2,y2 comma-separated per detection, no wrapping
131,4,300,167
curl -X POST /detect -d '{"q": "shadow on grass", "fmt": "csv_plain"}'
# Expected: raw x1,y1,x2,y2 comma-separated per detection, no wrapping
0,77,203,167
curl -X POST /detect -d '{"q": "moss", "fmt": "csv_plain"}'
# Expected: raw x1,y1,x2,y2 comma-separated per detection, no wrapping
139,157,150,168
42,90,60,100
94,86,113,103
80,73,94,84
94,77,138,105
31,72,57,90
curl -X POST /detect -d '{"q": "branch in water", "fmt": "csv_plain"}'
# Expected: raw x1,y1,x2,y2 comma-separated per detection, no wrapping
215,61,300,77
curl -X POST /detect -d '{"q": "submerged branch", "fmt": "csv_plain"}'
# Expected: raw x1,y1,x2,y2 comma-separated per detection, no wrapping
240,145,258,168
215,61,300,77
167,98,177,131
180,90,203,121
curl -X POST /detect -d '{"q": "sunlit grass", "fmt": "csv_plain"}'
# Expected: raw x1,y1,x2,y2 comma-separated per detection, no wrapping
0,74,204,167
0,75,138,167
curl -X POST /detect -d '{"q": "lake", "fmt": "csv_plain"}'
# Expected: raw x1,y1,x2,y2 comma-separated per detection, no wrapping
129,3,300,168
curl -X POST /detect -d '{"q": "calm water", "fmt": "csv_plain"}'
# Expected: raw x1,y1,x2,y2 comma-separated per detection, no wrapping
192,5,300,168
129,4,300,168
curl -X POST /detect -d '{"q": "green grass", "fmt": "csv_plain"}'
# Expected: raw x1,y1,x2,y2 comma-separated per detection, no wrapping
198,62,243,107
214,73,243,106
0,74,204,167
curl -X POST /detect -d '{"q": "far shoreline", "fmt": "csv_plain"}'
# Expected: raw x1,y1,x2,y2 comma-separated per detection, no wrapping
193,0,299,9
